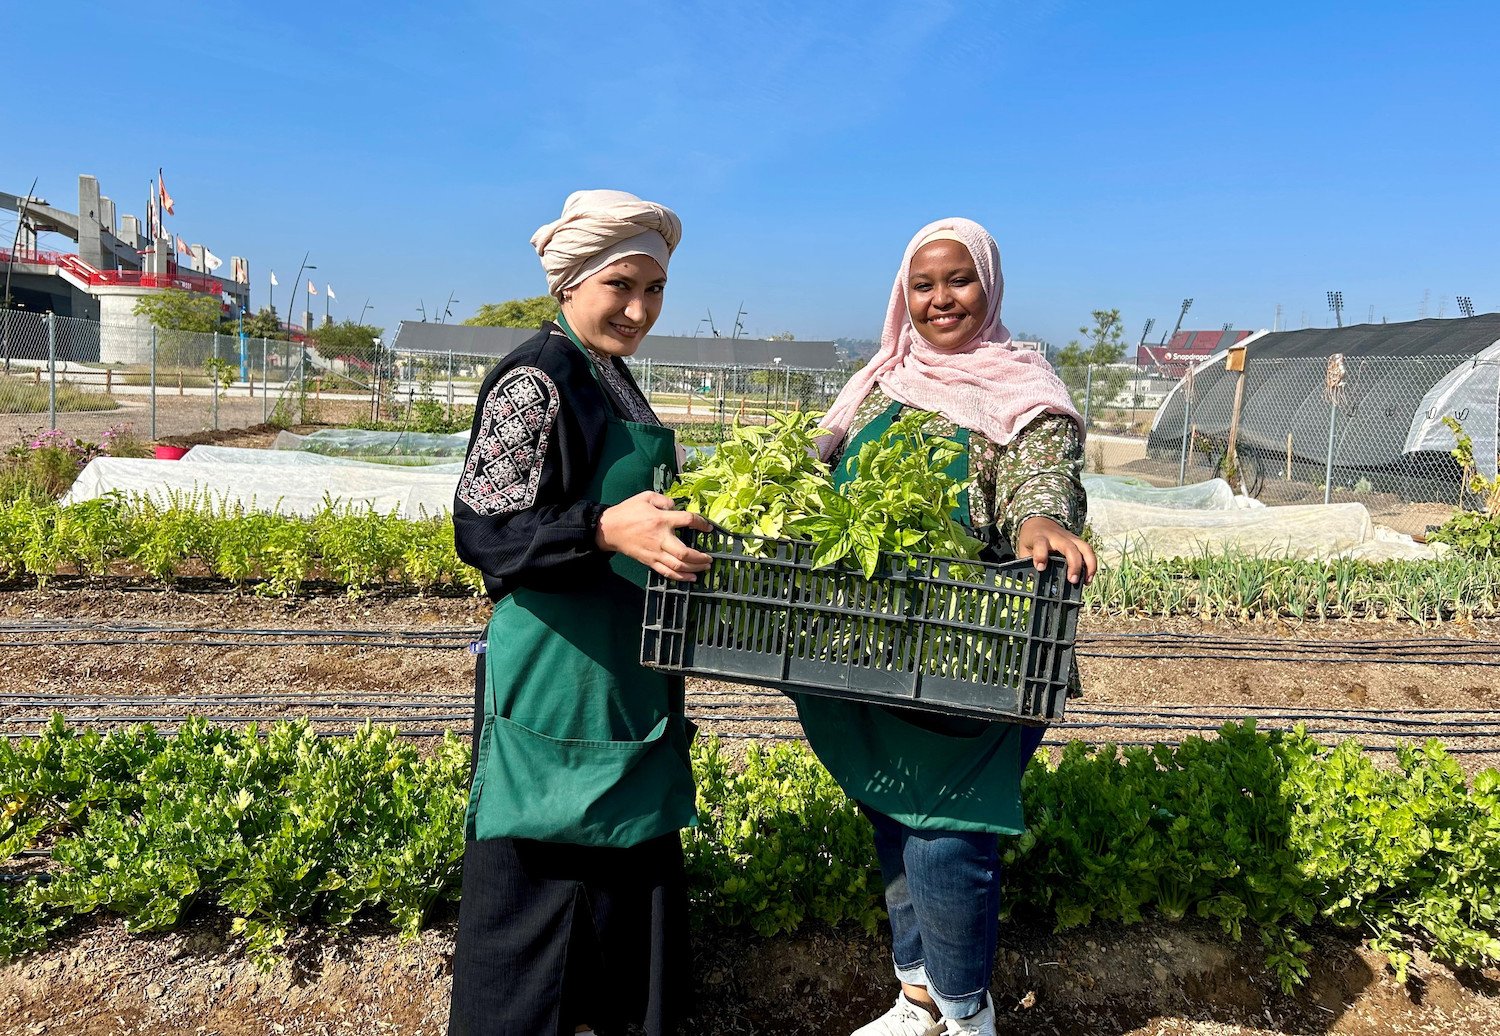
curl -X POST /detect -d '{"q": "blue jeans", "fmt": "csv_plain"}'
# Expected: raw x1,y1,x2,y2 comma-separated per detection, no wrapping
862,725,1046,1020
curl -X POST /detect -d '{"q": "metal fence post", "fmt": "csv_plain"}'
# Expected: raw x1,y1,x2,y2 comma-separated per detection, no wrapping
211,331,220,431
1176,368,1193,487
262,338,270,425
644,357,653,405
1082,363,1094,430
1322,353,1346,505
447,349,455,421
150,327,158,440
1323,400,1338,505
46,311,56,430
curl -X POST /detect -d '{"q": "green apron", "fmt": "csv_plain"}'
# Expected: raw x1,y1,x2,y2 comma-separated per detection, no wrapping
794,401,1031,835
464,334,697,848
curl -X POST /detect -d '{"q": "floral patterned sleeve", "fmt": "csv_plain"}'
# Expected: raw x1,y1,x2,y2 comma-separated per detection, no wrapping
972,414,1087,542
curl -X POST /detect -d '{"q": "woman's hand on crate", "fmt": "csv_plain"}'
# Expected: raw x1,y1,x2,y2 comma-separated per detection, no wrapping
1016,516,1096,585
597,492,714,582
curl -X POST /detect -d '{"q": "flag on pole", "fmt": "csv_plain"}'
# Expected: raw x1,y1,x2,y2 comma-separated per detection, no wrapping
270,271,279,287
147,187,158,241
326,285,336,300
203,248,223,272
176,235,190,256
307,281,318,295
158,169,175,216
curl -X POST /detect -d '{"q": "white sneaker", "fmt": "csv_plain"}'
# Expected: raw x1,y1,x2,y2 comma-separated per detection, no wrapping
850,995,945,1036
940,999,997,1036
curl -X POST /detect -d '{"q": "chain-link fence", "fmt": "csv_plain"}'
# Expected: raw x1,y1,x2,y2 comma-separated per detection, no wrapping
374,352,850,436
1133,354,1478,537
626,359,847,425
0,310,1474,532
0,310,377,444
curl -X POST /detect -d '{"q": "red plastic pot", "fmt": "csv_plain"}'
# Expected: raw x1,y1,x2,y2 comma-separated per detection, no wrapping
153,445,189,461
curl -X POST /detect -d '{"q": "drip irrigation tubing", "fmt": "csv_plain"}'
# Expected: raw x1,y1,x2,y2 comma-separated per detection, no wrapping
0,621,477,637
3,691,1496,718
4,711,1496,741
1,692,1495,723
0,722,1486,757
5,622,1500,667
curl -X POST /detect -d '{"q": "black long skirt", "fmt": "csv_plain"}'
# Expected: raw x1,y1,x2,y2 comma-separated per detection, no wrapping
449,658,693,1036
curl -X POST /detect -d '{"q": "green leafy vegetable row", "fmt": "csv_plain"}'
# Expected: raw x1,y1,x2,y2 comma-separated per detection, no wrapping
0,495,483,597
3,719,1496,991
5,491,1500,621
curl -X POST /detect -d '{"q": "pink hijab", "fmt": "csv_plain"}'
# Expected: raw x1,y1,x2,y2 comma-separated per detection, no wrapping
818,218,1081,461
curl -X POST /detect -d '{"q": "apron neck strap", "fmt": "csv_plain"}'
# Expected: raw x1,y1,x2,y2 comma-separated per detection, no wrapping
555,315,628,420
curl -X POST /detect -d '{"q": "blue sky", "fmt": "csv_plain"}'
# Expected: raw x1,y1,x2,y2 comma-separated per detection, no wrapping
7,1,1498,350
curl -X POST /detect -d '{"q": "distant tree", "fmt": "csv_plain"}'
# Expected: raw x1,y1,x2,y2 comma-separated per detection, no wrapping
835,337,879,360
241,307,293,340
311,321,385,365
1054,309,1129,419
768,331,797,341
133,289,223,333
464,296,559,329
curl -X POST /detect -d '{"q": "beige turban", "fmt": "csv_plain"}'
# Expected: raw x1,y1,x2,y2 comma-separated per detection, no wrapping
530,189,683,298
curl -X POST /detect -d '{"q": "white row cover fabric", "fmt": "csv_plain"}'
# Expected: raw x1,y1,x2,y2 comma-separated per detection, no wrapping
273,428,470,459
183,444,464,473
1081,474,1253,511
62,457,460,518
1088,495,1442,563
1403,339,1500,477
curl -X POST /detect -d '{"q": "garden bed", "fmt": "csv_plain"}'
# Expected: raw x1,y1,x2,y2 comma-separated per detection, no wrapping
2,587,1499,1034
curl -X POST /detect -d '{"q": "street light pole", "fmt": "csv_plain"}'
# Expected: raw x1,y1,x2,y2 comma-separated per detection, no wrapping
286,252,315,331
3,176,39,373
1131,317,1154,433
1165,297,1193,346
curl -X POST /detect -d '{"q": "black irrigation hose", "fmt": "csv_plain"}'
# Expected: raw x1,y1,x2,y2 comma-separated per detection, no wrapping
1078,651,1500,665
0,694,463,707
5,711,1498,742
2,692,1495,720
0,723,1482,756
8,621,1500,651
9,636,1499,663
0,622,477,638
0,639,471,650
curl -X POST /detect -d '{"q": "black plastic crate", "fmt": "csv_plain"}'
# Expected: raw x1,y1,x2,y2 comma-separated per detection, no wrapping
640,528,1082,724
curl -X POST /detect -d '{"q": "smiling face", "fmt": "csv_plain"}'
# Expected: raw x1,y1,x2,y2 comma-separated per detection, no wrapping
905,239,987,350
560,255,666,356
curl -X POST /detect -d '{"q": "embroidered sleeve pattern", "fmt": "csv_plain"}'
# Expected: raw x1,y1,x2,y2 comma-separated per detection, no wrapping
457,366,561,516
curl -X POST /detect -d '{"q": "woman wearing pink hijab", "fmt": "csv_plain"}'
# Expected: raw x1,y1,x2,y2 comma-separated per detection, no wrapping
799,218,1095,1036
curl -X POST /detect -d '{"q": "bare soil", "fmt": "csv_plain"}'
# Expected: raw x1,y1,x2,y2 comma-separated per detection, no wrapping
2,587,1498,1034
10,396,376,449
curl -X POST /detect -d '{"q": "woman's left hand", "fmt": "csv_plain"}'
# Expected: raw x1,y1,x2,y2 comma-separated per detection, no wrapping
1016,516,1096,585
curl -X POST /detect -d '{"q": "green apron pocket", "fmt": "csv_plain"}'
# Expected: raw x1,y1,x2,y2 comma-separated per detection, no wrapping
470,712,696,848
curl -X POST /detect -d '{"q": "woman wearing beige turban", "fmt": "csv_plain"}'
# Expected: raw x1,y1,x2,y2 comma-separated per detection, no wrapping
448,190,710,1036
